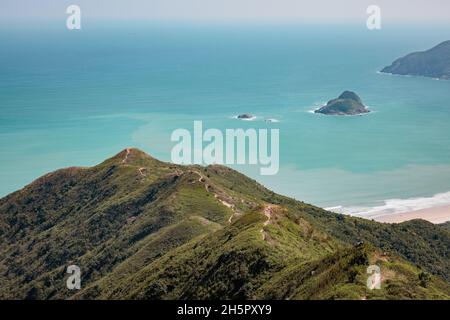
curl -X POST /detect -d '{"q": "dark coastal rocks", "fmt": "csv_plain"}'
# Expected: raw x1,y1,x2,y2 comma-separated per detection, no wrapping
237,114,255,119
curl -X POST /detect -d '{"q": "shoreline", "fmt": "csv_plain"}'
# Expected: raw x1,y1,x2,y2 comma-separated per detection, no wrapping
372,204,450,224
328,191,450,225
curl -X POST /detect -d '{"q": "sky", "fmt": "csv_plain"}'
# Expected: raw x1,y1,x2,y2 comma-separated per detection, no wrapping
1,0,450,24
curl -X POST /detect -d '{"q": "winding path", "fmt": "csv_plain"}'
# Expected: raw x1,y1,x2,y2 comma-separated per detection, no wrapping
121,148,147,178
191,170,238,223
138,167,146,177
260,205,275,240
122,148,131,164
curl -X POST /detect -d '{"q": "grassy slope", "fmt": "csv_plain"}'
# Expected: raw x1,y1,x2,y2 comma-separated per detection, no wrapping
204,165,450,282
0,149,449,299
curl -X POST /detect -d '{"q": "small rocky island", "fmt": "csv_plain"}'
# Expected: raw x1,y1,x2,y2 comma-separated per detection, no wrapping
237,114,255,120
315,91,370,116
381,40,450,80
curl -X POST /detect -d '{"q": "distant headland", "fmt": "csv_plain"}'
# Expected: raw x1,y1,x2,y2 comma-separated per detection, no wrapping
381,40,450,80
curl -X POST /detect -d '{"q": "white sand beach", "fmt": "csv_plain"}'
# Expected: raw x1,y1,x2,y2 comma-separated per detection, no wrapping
374,204,450,224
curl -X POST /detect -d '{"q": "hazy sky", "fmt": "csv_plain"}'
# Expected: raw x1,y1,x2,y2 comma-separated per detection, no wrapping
1,0,450,23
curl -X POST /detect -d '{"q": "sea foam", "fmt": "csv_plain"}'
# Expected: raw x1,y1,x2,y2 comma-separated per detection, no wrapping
327,191,450,219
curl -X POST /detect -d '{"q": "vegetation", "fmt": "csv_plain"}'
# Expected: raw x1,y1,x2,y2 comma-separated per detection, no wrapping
0,148,449,299
439,221,450,232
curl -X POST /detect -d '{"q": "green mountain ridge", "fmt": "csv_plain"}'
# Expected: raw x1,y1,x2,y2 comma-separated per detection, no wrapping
0,148,449,299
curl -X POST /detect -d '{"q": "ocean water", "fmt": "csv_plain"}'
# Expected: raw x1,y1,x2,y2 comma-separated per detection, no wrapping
1,22,450,217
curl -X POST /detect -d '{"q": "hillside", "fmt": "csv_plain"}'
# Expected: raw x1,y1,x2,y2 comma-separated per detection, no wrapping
381,40,450,79
0,148,449,299
440,222,450,232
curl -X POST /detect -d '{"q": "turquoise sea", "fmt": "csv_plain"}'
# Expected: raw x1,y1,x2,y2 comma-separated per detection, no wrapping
1,22,450,217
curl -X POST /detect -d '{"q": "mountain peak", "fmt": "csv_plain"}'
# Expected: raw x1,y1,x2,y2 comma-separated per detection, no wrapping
338,90,362,103
108,147,159,166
